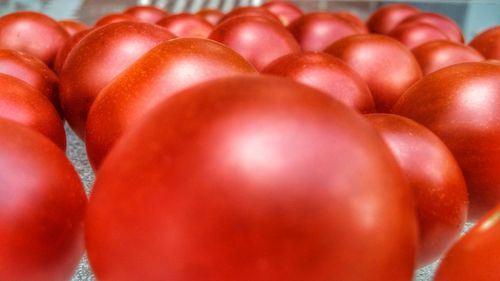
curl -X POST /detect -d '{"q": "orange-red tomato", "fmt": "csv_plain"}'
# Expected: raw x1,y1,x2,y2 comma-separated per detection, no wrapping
195,8,224,25
218,6,280,25
85,38,257,169
397,12,463,43
156,13,214,38
392,62,500,221
58,19,88,36
388,21,449,49
0,118,86,281
469,26,500,60
94,13,136,27
59,22,175,139
86,75,417,281
367,4,420,34
123,5,168,23
54,28,94,75
261,1,303,26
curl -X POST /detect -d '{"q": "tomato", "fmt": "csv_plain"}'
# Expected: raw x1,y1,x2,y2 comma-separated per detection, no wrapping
218,6,280,25
59,22,175,139
58,19,88,36
195,8,224,26
123,5,167,23
156,13,214,38
54,29,94,75
0,73,65,149
434,204,500,281
261,51,374,113
85,38,257,169
0,11,69,67
0,49,60,112
469,26,500,60
397,12,463,43
412,40,484,75
94,13,136,27
325,34,422,112
366,113,468,266
0,117,86,281
367,4,420,34
392,62,500,221
86,75,417,281
261,1,303,26
287,12,365,52
388,21,449,49
209,15,299,71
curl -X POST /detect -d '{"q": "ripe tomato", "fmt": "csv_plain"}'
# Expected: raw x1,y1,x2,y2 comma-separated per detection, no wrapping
388,21,449,49
392,62,500,221
397,12,463,43
367,4,420,34
0,11,69,66
366,113,468,266
123,5,168,23
218,6,280,25
156,13,214,38
195,8,224,26
54,29,94,75
434,204,500,281
261,1,303,26
59,22,175,139
85,38,257,169
58,19,88,36
261,51,374,113
86,75,417,281
0,117,86,281
94,13,136,27
325,34,423,112
469,26,500,60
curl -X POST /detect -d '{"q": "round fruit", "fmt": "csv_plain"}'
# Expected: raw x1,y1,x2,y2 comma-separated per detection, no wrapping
94,13,136,27
123,5,167,23
54,28,94,74
367,4,420,34
469,26,500,60
58,19,88,36
195,8,224,25
388,21,449,49
261,1,303,26
397,12,463,43
156,13,214,38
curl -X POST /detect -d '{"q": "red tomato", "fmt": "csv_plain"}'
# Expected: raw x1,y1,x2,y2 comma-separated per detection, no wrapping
156,13,214,38
287,12,365,52
261,1,303,26
397,12,463,43
94,13,136,27
469,26,500,60
412,40,484,75
334,12,368,33
85,38,257,169
195,8,224,26
366,113,468,266
123,5,168,23
434,204,500,281
86,75,417,281
0,11,69,66
325,34,422,112
388,21,449,49
261,52,374,113
209,15,299,71
392,62,500,221
0,49,60,112
367,4,420,34
58,19,88,36
0,117,86,281
0,73,65,149
54,29,94,75
59,22,175,139
218,6,280,25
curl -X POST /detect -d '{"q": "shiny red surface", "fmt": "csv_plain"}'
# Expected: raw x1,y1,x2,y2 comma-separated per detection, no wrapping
262,52,374,113
434,204,500,281
85,38,257,169
366,113,468,266
0,73,65,149
58,19,88,36
0,11,69,66
325,34,422,112
392,62,500,221
218,6,280,25
0,118,86,281
59,22,175,139
287,12,365,52
261,1,303,26
209,15,299,71
86,75,417,281
367,4,420,34
54,29,94,75
195,9,224,26
412,40,484,75
156,13,214,38
469,26,500,60
123,5,168,23
397,12,463,43
93,13,135,27
388,21,449,49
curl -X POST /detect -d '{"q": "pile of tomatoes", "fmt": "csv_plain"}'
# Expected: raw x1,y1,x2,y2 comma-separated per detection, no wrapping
0,2,498,280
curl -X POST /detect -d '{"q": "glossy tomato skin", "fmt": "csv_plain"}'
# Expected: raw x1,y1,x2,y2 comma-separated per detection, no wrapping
397,12,463,43
209,15,300,71
218,6,280,25
86,75,417,281
367,4,420,34
434,204,500,281
366,113,468,266
0,73,65,149
261,1,303,26
392,62,500,221
469,26,500,60
0,11,69,67
0,49,60,112
325,34,423,112
156,13,214,38
388,22,449,49
85,38,257,169
59,22,175,139
287,12,365,52
0,118,86,281
195,9,224,26
94,13,136,27
58,19,88,36
123,5,168,23
261,52,374,113
54,29,94,75
412,40,484,75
